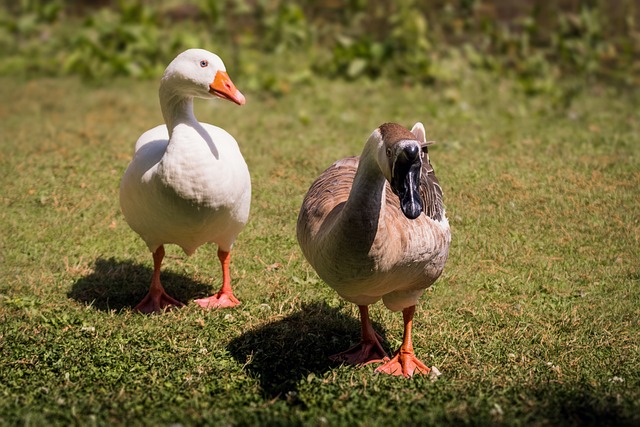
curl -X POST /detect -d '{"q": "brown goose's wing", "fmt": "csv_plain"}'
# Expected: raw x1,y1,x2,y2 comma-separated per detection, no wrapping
297,156,359,242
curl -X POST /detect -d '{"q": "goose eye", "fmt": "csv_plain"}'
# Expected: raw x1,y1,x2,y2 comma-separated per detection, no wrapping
200,60,208,67
386,147,392,158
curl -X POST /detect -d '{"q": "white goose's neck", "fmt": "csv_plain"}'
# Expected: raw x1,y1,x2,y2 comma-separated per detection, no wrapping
159,83,198,138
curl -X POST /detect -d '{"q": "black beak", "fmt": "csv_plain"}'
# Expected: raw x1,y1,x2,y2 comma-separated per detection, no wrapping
390,144,423,219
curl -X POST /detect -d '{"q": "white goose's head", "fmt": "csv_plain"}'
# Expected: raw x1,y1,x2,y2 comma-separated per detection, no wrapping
372,122,433,220
161,48,245,105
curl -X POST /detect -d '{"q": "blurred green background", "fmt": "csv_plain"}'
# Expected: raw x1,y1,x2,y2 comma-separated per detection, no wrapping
1,0,639,92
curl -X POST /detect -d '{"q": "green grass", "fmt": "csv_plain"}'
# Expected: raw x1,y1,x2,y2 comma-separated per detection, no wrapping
1,72,639,426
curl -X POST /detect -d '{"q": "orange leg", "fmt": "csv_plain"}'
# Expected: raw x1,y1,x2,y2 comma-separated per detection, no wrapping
194,248,241,309
375,305,430,377
330,305,389,366
134,245,185,314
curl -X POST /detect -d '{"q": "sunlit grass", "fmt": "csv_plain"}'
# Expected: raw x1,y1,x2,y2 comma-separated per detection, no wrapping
1,73,638,425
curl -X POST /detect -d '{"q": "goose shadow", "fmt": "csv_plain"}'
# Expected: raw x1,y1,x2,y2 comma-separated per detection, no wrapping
68,257,212,311
227,301,388,399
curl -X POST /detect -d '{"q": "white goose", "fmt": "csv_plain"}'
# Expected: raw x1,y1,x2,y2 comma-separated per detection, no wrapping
297,122,451,377
119,49,251,313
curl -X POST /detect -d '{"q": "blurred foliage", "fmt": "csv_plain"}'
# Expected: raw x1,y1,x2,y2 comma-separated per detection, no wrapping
317,0,435,82
63,2,165,79
0,0,638,92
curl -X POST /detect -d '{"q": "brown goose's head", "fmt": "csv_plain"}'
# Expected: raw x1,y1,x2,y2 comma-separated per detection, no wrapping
374,122,433,219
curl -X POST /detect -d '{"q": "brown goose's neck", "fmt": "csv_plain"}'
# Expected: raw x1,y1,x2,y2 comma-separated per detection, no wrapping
328,139,388,256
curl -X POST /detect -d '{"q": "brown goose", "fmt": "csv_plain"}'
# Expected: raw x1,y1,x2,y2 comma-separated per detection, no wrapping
296,122,450,377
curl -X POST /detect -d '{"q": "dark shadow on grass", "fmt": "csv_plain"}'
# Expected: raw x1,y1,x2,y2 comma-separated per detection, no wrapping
68,257,212,311
227,301,388,399
525,382,640,426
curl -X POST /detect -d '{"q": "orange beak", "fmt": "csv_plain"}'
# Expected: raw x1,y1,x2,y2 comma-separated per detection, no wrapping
209,71,246,106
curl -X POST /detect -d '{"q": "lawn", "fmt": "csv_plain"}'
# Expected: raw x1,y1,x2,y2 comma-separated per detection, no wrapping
0,72,638,426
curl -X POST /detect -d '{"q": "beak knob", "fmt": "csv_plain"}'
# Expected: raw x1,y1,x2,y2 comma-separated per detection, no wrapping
403,144,420,162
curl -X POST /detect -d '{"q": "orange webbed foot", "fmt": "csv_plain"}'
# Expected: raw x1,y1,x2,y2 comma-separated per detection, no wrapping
330,332,389,366
134,291,184,314
375,349,430,377
194,292,241,309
